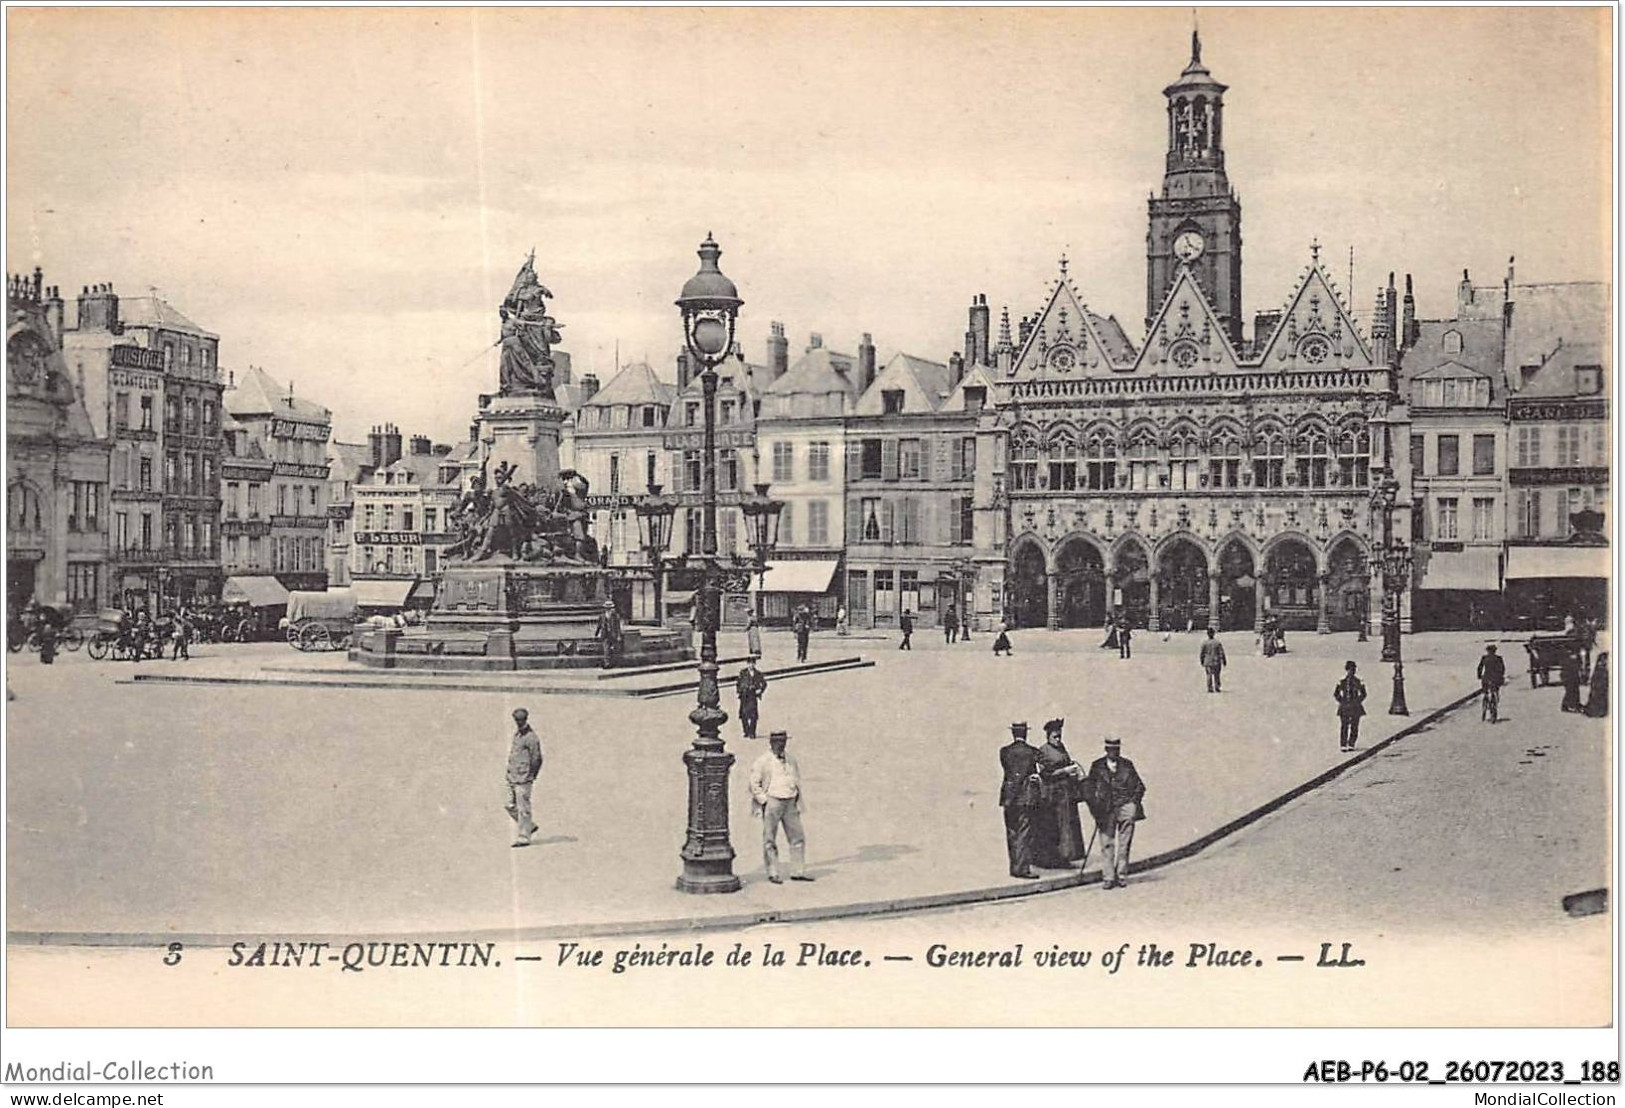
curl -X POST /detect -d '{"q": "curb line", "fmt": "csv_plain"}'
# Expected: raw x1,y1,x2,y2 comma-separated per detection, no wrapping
6,683,1480,950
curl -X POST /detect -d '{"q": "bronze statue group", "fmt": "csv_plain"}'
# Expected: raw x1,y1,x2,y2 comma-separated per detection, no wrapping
998,720,1147,889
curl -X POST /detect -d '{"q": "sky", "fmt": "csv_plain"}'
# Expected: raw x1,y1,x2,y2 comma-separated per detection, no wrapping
6,6,1612,445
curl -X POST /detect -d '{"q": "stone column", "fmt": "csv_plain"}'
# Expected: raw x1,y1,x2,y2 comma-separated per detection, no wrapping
1147,573,1160,632
1208,575,1221,631
1254,574,1267,634
1046,571,1059,631
1316,574,1331,635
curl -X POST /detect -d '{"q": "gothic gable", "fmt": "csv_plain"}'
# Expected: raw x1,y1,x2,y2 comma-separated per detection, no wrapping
1009,271,1135,379
1133,265,1243,374
1254,259,1373,371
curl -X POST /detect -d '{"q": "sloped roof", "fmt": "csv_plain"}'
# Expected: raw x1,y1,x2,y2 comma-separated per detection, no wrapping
937,362,1000,413
374,451,446,486
854,352,951,415
326,441,376,483
1134,265,1245,373
674,351,768,401
119,295,215,337
224,364,331,422
762,346,859,398
1251,256,1372,370
1089,312,1137,364
579,360,676,410
1505,282,1611,377
1400,318,1506,400
1516,340,1610,400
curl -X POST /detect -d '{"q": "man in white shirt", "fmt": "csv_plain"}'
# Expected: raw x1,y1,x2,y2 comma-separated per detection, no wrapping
748,730,813,884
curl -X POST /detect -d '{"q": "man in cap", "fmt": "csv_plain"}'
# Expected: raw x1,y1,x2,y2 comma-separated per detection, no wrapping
998,722,1043,879
1476,643,1506,723
596,599,623,669
504,707,543,847
1084,737,1146,889
1334,660,1367,751
748,730,813,884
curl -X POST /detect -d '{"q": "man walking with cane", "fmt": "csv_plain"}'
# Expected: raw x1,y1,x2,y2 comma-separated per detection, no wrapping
1084,737,1145,889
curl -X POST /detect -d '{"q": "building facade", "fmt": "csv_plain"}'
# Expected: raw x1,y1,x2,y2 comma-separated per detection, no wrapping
60,283,224,610
223,366,332,592
973,36,1407,634
349,435,460,602
219,414,274,576
6,270,111,617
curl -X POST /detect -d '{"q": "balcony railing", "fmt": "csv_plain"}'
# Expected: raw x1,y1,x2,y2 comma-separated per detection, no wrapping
111,543,222,566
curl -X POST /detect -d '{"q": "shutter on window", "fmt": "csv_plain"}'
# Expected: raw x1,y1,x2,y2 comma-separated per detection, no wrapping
847,498,862,543
880,499,894,543
881,438,899,481
948,494,961,544
920,440,933,482
847,440,863,476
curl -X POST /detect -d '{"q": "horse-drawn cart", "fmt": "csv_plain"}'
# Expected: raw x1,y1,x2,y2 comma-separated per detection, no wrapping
284,589,361,652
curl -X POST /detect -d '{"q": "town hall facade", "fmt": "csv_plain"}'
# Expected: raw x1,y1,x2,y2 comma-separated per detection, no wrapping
968,33,1411,633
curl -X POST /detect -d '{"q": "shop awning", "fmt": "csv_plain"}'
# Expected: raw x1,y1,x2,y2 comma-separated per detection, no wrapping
1505,545,1611,581
349,579,415,608
407,579,436,605
222,575,290,608
1417,547,1501,591
758,559,839,594
662,589,697,607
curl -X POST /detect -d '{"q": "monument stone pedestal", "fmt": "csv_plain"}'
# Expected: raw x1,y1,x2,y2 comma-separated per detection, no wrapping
476,390,566,487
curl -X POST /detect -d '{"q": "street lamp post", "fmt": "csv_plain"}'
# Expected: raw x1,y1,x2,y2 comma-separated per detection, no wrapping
674,233,746,894
740,481,784,597
1371,472,1412,715
635,483,678,628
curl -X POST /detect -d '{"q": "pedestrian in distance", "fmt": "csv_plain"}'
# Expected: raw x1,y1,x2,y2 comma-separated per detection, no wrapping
745,612,763,660
1083,736,1146,889
898,609,914,651
791,604,812,663
1199,627,1227,692
944,603,958,644
1560,648,1585,713
504,707,543,847
596,599,623,669
749,730,813,884
834,603,848,638
998,721,1043,879
171,610,191,661
1334,660,1367,751
36,616,57,665
1033,718,1087,869
1116,614,1133,659
736,657,768,739
992,623,1013,657
1584,652,1609,718
1477,644,1506,723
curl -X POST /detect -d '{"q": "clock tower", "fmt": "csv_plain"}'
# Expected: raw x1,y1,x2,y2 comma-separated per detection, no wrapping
1147,30,1243,346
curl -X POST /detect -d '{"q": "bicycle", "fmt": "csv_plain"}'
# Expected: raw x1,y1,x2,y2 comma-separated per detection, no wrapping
1481,681,1502,724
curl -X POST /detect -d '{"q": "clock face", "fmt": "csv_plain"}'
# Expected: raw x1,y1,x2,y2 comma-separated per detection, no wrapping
1174,230,1206,262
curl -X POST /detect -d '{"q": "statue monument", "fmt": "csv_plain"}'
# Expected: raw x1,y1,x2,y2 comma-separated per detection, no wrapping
350,256,692,671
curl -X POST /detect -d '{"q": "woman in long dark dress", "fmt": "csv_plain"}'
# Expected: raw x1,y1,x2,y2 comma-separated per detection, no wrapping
1032,719,1087,867
1560,650,1585,712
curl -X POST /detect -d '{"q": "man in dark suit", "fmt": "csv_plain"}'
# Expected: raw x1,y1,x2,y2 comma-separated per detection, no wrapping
736,658,768,739
1116,614,1133,659
1084,737,1145,889
1334,660,1367,751
998,722,1043,879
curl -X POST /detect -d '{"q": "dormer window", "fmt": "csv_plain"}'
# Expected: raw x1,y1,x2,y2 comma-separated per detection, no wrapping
641,405,657,428
1576,365,1603,395
963,386,986,414
1443,330,1463,354
882,390,905,415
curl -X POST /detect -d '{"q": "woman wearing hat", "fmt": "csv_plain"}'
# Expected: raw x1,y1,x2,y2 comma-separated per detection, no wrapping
1032,718,1087,869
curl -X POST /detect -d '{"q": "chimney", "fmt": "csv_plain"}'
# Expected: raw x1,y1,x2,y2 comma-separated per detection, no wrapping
433,443,453,457
579,373,600,401
383,422,403,468
553,349,572,385
469,422,480,443
767,321,789,381
76,282,120,333
808,332,823,351
410,434,432,456
368,425,384,469
1401,274,1418,351
857,332,877,394
967,293,991,366
1457,268,1474,316
949,351,966,389
43,284,64,339
1018,314,1035,346
676,349,691,391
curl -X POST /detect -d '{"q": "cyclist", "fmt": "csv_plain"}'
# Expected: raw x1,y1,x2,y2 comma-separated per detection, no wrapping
1477,644,1507,723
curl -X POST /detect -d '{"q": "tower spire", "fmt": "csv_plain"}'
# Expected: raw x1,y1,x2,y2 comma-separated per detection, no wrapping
1191,22,1201,67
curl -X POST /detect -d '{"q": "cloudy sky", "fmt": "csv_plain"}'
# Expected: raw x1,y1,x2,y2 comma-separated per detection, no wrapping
7,7,1611,444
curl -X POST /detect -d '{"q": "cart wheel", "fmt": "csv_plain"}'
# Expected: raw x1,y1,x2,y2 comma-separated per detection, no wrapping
303,624,331,651
60,627,84,652
87,635,110,660
26,634,41,652
287,624,306,651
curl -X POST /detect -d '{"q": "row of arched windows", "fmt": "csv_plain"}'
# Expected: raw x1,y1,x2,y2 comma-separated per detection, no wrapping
1009,428,1371,493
